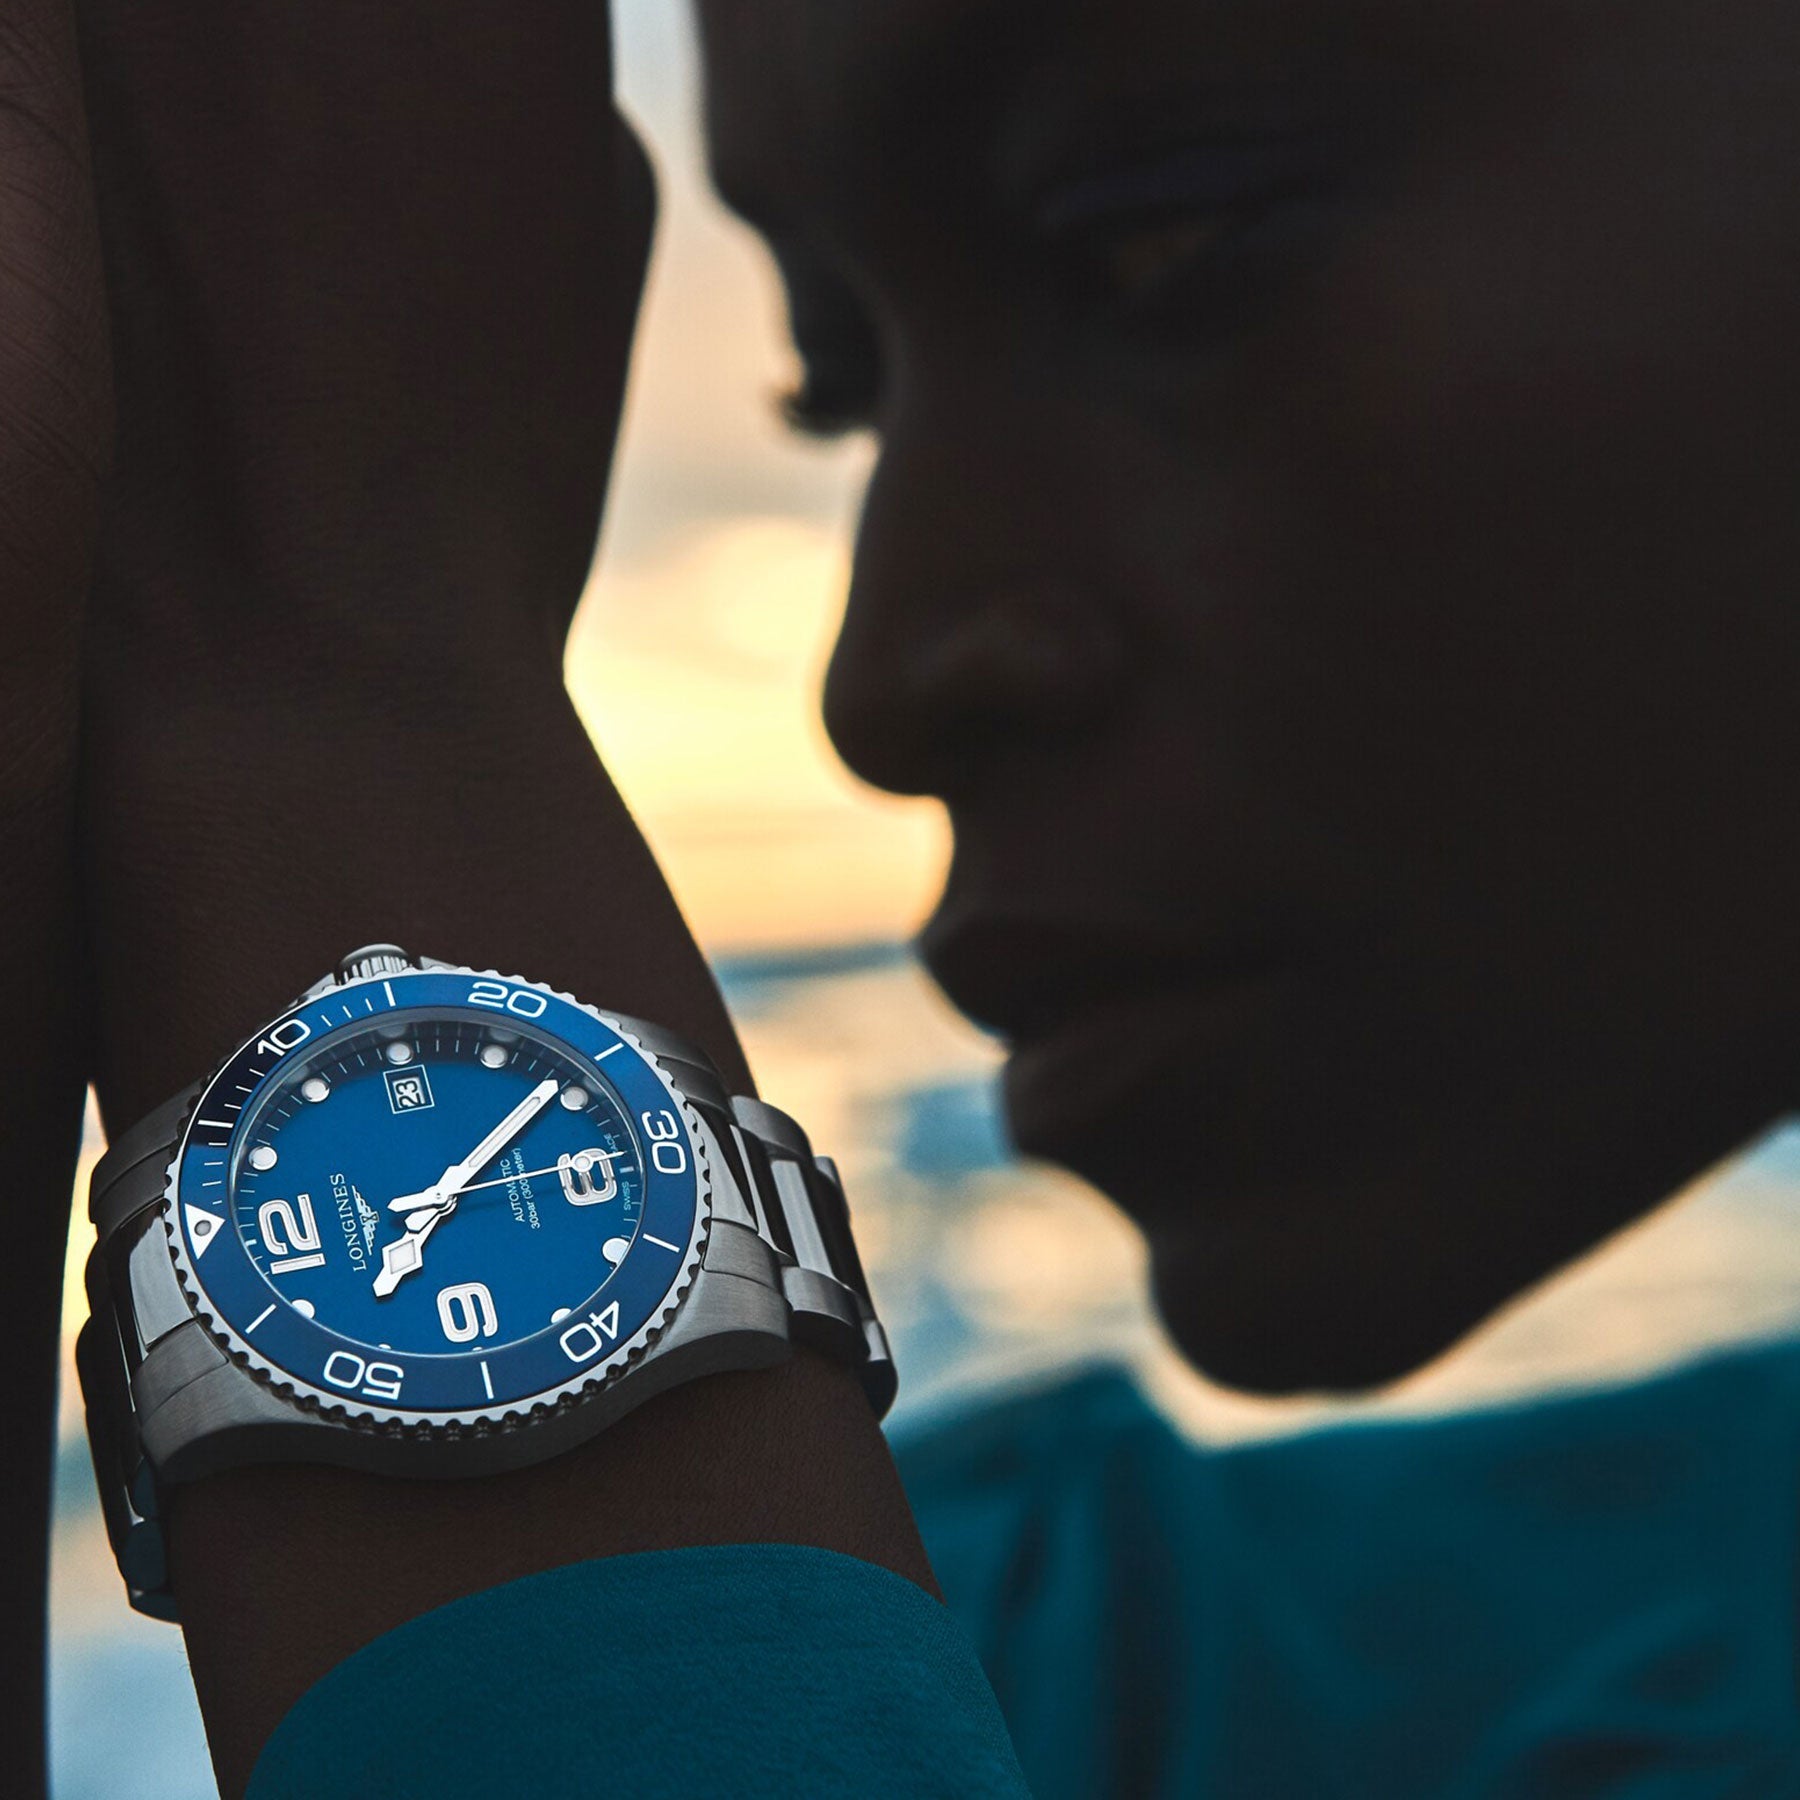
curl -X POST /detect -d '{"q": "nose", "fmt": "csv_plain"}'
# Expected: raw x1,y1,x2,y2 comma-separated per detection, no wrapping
822,411,1131,799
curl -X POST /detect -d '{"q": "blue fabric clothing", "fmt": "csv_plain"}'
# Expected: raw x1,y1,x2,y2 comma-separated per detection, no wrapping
249,1337,1800,1797
901,1347,1800,1799
246,1541,1031,1799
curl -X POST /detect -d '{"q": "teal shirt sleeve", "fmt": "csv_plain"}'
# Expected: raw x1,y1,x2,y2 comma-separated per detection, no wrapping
246,1542,1033,1799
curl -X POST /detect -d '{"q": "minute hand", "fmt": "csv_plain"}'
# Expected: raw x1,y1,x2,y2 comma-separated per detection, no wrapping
435,1076,563,1198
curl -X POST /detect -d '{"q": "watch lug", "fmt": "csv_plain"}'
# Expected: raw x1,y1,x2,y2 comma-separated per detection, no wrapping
699,1218,782,1284
688,1105,758,1232
134,1320,231,1421
127,1229,193,1350
88,1084,202,1235
142,1354,343,1485
641,1262,790,1369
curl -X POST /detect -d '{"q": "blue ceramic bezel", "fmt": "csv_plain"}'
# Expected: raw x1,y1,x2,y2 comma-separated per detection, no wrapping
164,967,707,1426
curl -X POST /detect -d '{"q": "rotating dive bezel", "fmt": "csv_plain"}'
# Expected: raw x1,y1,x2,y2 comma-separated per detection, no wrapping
161,964,710,1432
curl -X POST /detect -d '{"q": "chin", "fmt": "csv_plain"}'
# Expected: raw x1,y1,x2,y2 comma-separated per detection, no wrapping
1037,1139,1514,1396
1004,1037,1689,1399
1142,1229,1505,1397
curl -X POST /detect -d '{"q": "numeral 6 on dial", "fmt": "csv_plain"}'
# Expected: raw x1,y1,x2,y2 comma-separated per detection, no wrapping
437,1281,499,1343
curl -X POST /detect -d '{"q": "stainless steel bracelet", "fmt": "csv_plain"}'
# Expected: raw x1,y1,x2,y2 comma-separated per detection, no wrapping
79,1046,894,1621
720,1093,895,1413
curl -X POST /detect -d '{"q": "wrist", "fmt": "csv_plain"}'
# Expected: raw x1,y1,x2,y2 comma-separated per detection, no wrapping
171,1350,931,1800
81,949,924,1795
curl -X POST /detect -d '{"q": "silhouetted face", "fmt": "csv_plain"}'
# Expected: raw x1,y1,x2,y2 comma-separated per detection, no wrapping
699,0,1800,1390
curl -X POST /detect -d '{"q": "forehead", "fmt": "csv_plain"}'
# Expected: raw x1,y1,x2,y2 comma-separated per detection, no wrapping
696,0,1786,226
697,0,1477,216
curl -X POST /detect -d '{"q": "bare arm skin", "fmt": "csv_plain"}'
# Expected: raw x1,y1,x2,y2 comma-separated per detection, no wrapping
74,6,934,1795
0,3,108,1793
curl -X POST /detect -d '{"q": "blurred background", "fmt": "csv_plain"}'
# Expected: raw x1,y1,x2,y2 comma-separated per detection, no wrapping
47,9,1800,1793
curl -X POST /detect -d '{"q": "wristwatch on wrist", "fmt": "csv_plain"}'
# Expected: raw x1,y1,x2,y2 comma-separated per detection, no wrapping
78,945,895,1620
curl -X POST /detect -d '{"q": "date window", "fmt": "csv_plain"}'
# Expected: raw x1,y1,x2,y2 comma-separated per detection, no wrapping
384,1067,435,1115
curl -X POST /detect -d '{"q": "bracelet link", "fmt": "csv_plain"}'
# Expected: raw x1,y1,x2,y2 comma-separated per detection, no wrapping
728,1096,897,1418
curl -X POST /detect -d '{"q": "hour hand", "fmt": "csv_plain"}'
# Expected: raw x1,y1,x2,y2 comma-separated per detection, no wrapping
373,1206,447,1296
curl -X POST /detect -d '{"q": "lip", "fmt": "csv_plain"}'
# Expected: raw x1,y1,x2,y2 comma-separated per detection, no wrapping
918,908,1284,1048
921,907,1298,1171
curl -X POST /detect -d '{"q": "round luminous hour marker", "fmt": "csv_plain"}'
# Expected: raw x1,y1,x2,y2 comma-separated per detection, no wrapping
384,1040,416,1065
551,1307,572,1323
248,1145,277,1172
300,1075,331,1103
603,1236,631,1266
479,1043,509,1069
559,1085,589,1111
290,1298,315,1318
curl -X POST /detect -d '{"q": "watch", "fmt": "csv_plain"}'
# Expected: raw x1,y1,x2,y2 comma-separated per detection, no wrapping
78,944,895,1620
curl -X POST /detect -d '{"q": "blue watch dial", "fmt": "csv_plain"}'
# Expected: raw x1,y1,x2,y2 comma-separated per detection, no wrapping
231,1017,643,1357
170,969,705,1421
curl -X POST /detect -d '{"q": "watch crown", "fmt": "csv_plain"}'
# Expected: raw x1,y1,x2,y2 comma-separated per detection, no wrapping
337,944,413,984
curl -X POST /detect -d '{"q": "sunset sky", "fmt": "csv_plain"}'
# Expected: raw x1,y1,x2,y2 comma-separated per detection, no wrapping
567,5,949,953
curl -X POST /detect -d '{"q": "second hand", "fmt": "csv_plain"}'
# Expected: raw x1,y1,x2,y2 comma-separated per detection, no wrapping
387,1149,627,1214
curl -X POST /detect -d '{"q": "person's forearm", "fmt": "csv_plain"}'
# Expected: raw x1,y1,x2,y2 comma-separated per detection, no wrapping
71,0,741,1107
76,8,934,1796
75,0,748,1130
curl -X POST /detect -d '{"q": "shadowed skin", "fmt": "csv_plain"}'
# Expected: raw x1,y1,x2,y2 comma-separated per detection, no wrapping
698,0,1800,1392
